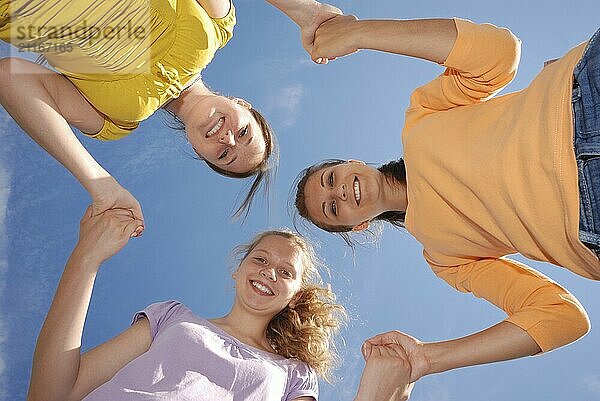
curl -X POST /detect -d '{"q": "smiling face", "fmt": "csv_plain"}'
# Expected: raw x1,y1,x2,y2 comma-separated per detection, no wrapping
234,235,305,317
186,96,267,174
302,161,388,230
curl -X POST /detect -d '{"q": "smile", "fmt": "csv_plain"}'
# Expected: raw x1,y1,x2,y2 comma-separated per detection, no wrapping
206,117,224,138
250,280,274,296
353,176,361,206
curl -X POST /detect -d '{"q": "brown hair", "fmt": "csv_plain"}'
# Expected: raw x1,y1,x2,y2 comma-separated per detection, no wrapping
233,230,347,382
293,159,407,246
164,107,277,219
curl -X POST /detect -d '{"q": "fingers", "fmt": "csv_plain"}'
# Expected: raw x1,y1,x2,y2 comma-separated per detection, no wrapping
130,204,145,237
361,341,373,360
124,217,144,238
366,330,398,345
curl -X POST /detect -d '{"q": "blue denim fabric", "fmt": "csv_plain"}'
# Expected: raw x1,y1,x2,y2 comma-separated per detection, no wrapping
573,27,600,255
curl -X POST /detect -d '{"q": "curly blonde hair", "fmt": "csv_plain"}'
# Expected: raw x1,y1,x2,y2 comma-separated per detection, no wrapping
233,230,347,382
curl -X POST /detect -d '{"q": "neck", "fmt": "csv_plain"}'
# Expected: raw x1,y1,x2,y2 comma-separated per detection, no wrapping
164,80,212,124
380,172,408,213
210,304,273,351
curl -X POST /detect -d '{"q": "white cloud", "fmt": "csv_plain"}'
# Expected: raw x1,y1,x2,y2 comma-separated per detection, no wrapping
265,83,305,128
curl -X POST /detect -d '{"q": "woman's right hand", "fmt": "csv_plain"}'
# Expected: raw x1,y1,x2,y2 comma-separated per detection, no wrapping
73,206,142,267
355,343,414,401
89,176,145,236
312,14,361,62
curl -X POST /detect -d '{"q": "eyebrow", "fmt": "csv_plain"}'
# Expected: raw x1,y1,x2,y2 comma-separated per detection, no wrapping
322,201,327,219
320,170,325,188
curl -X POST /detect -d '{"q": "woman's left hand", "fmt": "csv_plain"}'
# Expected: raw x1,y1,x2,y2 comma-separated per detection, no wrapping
355,343,415,401
299,2,343,63
362,330,431,383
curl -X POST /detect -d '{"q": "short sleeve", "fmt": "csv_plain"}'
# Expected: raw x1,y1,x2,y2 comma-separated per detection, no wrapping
82,117,138,141
132,300,189,340
210,2,236,49
285,363,319,401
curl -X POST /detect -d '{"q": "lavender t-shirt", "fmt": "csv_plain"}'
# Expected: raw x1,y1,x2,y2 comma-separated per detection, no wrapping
82,301,318,401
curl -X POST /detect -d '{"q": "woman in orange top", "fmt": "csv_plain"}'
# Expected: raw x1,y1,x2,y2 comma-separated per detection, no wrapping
294,14,599,388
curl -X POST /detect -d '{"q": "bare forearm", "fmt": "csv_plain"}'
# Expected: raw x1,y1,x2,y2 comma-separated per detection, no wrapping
352,19,458,64
0,66,109,193
265,0,320,27
27,252,100,401
423,321,541,376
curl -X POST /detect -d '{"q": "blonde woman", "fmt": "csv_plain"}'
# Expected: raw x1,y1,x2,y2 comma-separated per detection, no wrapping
27,208,412,401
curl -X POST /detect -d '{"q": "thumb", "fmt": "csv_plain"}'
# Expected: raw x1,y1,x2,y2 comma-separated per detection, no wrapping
90,201,106,217
81,205,94,223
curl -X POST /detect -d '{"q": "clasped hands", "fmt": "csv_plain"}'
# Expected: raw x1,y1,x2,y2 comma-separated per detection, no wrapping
357,330,431,401
299,3,361,64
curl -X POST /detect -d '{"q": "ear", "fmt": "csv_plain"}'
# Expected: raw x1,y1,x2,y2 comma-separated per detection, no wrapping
352,221,370,231
232,271,238,280
347,159,366,165
233,98,252,109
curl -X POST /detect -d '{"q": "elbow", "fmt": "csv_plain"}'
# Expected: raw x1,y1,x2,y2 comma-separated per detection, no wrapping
562,292,591,346
565,303,591,345
545,295,591,351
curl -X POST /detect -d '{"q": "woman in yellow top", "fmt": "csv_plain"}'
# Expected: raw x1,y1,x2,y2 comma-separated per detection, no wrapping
0,0,341,231
293,14,600,392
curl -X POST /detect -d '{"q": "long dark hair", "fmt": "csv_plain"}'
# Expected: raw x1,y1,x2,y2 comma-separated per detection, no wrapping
293,159,406,244
164,107,277,219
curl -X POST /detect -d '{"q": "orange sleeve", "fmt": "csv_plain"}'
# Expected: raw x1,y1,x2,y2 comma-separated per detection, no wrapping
431,257,590,352
407,19,521,115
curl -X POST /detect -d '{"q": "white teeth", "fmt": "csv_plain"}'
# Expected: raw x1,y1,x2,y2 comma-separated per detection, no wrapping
251,280,274,295
353,178,361,205
206,117,224,137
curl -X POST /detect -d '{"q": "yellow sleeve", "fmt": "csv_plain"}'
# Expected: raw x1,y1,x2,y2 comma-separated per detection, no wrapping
210,2,236,49
407,19,521,114
82,117,139,141
430,256,590,352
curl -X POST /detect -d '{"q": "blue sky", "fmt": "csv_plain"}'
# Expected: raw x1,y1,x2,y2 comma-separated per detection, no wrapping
2,0,600,400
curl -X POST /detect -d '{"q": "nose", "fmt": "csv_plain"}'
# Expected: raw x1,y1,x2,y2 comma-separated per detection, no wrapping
335,183,347,201
219,130,235,146
260,268,276,282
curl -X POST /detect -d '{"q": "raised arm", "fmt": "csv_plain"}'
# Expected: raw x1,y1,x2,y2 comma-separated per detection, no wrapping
27,207,147,401
0,58,144,234
312,16,458,64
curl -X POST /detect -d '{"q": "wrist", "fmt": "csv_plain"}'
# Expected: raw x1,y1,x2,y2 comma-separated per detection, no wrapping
69,246,103,273
81,167,113,196
351,20,370,50
296,0,321,28
421,341,451,376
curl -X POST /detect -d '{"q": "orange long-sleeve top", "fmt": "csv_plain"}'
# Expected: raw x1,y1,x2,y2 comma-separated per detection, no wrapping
402,19,595,352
